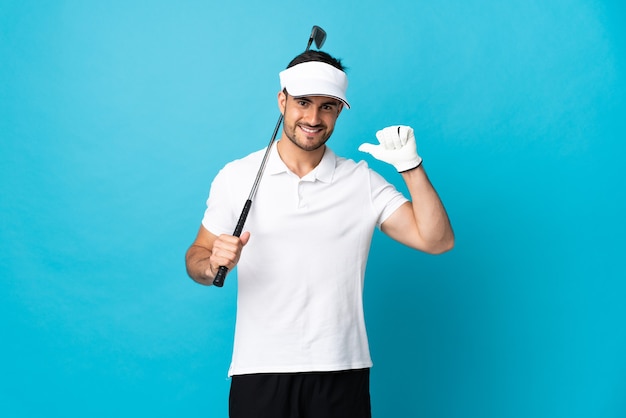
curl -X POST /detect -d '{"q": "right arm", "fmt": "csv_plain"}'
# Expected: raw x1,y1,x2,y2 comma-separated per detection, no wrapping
185,225,250,286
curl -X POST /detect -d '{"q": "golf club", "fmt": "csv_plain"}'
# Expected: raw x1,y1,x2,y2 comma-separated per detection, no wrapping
213,25,327,287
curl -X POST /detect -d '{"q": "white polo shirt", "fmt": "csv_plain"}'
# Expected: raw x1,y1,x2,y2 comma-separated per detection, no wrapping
202,142,408,376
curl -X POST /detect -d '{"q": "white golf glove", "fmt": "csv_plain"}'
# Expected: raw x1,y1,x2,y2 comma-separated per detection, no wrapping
358,125,423,172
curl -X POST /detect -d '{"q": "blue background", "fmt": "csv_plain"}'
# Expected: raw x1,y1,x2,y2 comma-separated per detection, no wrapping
2,0,625,417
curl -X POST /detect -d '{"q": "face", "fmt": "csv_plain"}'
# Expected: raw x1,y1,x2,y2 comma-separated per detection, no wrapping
278,91,343,152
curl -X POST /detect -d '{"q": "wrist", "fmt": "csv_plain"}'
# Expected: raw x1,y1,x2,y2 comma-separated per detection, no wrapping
395,155,423,173
399,163,422,173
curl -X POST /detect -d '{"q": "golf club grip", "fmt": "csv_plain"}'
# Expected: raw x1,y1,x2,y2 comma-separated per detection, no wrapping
212,199,253,287
213,266,228,287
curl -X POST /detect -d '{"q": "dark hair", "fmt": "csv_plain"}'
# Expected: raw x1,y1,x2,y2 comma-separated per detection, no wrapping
286,50,345,71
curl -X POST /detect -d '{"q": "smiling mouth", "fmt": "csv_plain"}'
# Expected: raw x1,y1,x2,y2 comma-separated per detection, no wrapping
299,125,324,136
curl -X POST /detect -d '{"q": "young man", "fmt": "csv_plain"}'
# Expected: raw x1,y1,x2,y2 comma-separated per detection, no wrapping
185,50,454,418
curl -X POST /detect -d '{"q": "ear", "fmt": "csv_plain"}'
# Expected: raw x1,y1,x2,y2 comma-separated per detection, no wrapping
277,91,287,115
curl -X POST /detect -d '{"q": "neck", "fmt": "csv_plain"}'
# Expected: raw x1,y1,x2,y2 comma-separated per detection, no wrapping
276,136,326,178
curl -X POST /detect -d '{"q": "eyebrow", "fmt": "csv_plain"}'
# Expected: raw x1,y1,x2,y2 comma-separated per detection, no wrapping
294,96,340,107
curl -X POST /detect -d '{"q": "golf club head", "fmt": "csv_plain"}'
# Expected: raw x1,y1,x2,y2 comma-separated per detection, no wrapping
306,25,327,51
312,25,327,49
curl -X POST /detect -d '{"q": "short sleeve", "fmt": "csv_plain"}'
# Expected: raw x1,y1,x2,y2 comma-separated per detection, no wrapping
368,169,409,227
201,167,238,236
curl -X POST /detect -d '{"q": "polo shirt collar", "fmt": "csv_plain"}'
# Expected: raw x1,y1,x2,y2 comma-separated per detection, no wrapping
266,141,336,183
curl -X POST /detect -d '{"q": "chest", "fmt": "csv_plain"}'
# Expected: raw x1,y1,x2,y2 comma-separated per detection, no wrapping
245,173,374,242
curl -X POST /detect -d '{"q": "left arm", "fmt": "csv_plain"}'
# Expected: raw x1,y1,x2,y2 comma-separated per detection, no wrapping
381,165,454,254
359,125,454,254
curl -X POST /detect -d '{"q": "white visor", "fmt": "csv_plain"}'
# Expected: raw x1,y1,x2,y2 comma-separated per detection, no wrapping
279,61,350,108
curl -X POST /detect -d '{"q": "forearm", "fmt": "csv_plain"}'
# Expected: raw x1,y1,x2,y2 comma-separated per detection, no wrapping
360,125,454,253
185,244,216,286
401,165,454,253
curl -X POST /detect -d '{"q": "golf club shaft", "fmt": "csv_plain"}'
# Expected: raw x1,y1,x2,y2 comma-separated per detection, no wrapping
213,115,283,287
212,25,326,287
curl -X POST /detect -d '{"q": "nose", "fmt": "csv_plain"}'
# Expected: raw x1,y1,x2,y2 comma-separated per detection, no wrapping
303,107,321,126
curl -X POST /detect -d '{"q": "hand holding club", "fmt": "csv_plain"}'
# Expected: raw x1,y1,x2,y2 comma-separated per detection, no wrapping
210,232,250,285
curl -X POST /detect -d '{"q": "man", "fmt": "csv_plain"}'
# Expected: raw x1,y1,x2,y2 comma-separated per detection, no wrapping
185,50,454,418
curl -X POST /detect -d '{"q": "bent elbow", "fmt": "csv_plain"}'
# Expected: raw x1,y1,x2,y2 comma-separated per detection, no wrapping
424,235,455,255
435,240,455,255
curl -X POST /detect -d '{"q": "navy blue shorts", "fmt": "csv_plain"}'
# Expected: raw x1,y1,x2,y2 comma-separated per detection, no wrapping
229,368,371,418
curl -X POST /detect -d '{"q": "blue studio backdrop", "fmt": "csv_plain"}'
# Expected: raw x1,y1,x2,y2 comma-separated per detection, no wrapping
1,1,625,417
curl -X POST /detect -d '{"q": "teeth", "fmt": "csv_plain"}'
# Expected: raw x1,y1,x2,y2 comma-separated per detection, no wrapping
300,126,320,133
